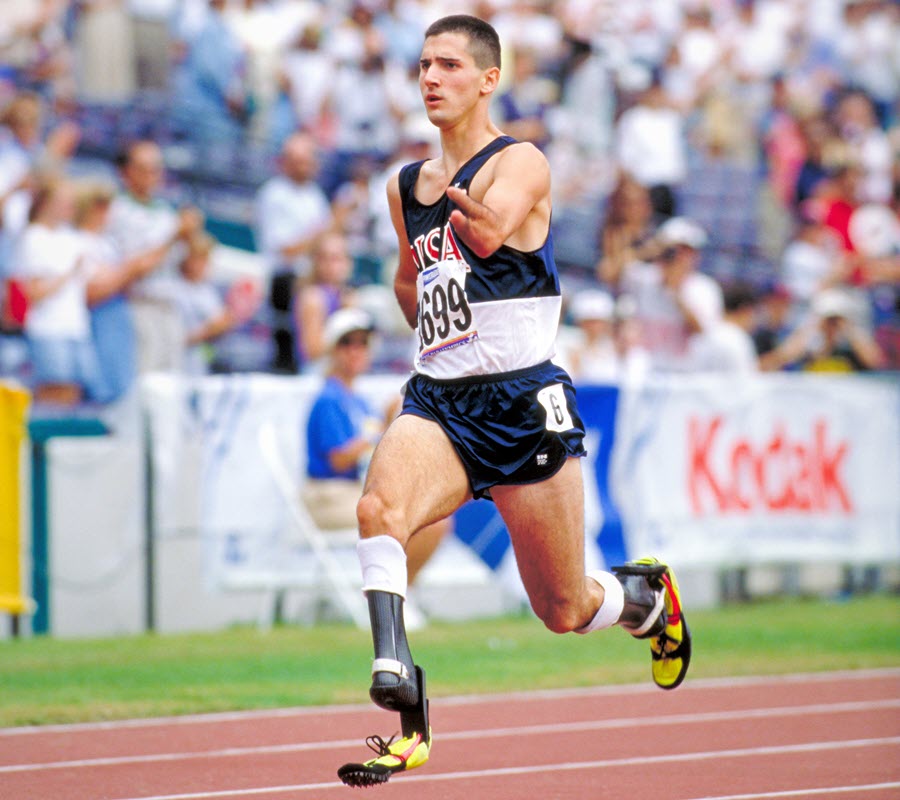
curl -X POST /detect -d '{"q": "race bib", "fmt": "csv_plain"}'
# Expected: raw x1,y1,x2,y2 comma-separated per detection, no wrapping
416,259,476,361
537,383,575,432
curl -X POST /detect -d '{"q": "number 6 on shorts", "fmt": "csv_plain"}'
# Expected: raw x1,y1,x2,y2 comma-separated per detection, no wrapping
537,383,574,433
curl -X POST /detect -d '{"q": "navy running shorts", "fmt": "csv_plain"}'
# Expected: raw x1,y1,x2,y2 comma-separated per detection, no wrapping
401,360,586,499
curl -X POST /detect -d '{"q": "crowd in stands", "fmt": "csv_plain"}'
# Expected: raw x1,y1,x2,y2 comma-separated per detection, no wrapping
0,0,897,415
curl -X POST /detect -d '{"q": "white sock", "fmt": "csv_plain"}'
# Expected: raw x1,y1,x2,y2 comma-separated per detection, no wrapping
575,570,625,634
357,535,408,598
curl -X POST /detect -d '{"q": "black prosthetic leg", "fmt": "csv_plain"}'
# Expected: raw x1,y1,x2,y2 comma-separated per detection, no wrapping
337,591,431,788
367,590,420,711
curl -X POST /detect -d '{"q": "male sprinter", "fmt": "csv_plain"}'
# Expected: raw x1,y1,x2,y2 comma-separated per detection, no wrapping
337,14,691,788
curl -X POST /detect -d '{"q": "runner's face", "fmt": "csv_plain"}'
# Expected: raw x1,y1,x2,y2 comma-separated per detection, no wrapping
419,32,489,127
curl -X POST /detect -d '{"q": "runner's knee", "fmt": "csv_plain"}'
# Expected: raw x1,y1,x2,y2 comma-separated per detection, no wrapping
531,595,586,634
356,489,407,540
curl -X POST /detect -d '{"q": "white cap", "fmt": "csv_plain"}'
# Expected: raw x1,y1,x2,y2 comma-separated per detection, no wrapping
570,289,615,322
656,217,708,250
811,288,854,319
324,308,375,349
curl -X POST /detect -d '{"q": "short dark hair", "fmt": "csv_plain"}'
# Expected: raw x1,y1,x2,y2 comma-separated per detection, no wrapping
424,15,501,70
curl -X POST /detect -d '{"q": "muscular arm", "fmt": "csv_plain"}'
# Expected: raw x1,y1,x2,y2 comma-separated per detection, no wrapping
446,142,550,258
387,173,418,329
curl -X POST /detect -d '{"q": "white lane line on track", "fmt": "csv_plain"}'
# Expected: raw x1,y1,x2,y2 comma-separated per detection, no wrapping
2,667,897,737
3,698,898,774
684,784,900,799
102,738,900,800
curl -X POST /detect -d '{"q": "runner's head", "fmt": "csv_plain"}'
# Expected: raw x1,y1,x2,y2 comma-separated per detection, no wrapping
424,15,501,71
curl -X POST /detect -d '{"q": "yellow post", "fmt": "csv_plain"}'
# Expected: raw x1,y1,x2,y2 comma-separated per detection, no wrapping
0,382,32,615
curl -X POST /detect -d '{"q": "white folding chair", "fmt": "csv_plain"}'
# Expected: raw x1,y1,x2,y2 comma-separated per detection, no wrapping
257,421,369,629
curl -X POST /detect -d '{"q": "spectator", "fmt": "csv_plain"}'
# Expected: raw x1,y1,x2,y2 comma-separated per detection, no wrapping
170,0,251,151
278,22,333,144
331,155,381,286
105,139,204,373
73,0,136,103
686,280,760,374
494,47,556,150
595,174,659,288
303,307,448,600
614,72,688,223
752,281,794,361
10,177,101,405
127,0,176,91
0,0,74,102
559,289,650,385
77,180,169,403
255,130,333,372
294,231,357,372
319,25,403,197
761,287,885,372
620,216,724,372
780,215,849,319
0,91,80,272
831,89,893,204
173,231,259,375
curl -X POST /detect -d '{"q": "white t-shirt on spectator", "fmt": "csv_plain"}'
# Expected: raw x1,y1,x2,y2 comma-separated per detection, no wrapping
106,192,181,300
687,319,759,374
254,175,332,278
622,260,723,370
614,104,687,188
13,223,90,339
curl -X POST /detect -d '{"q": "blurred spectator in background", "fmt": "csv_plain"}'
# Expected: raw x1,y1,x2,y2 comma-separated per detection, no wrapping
11,177,101,405
752,280,794,361
595,174,659,288
793,113,840,212
761,286,885,372
254,130,333,372
331,155,381,286
173,230,259,375
0,0,74,103
619,216,724,372
614,71,687,223
303,306,448,622
831,89,893,205
127,0,175,92
834,0,899,127
318,19,403,197
277,22,333,145
171,0,251,152
559,289,650,385
0,92,79,269
77,181,170,403
294,231,357,373
686,280,760,374
494,47,555,150
106,139,204,373
73,0,136,104
780,213,848,321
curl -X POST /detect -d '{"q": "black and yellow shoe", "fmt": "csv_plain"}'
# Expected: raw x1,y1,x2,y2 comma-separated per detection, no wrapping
613,557,692,690
337,729,431,788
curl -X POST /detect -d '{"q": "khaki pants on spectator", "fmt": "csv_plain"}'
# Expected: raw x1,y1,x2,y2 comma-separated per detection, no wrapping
302,478,364,530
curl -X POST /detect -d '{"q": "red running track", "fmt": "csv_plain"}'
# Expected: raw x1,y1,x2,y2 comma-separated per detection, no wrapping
2,669,898,800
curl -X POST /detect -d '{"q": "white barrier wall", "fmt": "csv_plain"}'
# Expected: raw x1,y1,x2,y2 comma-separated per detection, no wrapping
24,371,900,638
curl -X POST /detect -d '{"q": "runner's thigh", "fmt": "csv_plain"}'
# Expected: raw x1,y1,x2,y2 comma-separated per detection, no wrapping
363,413,472,536
491,457,586,600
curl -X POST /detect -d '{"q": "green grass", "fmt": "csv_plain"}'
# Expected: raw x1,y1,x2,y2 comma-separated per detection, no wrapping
1,595,898,728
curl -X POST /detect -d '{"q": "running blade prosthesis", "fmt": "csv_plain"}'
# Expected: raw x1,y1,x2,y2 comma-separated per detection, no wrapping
613,558,692,690
338,665,431,788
